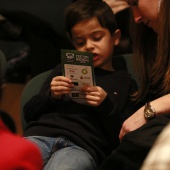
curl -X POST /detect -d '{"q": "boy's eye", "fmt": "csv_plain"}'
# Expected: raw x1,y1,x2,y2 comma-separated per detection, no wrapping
93,36,102,41
73,39,85,47
75,42,84,47
127,0,138,6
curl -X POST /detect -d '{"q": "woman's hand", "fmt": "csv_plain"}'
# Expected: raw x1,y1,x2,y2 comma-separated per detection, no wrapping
119,94,170,140
50,76,73,100
81,86,107,106
119,106,147,140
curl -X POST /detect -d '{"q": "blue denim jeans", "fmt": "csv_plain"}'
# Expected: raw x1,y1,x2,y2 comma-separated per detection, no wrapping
26,136,96,170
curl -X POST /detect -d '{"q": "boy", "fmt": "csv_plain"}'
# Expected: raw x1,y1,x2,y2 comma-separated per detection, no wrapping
23,0,137,169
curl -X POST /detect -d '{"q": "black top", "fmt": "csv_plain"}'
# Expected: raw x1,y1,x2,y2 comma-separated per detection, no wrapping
23,64,138,166
98,115,170,170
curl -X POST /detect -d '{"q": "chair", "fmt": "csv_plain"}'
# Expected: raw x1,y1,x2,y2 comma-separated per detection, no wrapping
20,69,52,130
112,53,139,86
0,50,17,132
21,53,139,130
0,50,6,94
0,50,7,80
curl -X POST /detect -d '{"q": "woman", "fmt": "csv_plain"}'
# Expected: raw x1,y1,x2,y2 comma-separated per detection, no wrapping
99,0,170,169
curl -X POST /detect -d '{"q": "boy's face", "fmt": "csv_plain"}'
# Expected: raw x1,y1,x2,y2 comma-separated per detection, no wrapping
71,18,120,71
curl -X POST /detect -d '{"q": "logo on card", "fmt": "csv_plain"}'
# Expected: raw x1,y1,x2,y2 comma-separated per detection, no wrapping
66,53,75,62
82,69,88,74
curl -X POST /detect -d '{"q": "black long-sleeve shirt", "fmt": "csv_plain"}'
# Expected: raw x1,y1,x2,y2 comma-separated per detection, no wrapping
23,64,138,166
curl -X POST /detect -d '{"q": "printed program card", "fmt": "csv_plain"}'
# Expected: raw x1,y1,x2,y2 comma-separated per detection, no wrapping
61,49,96,104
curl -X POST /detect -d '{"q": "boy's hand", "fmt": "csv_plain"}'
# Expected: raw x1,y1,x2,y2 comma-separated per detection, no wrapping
81,86,107,106
50,76,73,99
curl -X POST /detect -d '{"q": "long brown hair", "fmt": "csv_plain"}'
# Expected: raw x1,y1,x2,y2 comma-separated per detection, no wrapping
130,0,170,102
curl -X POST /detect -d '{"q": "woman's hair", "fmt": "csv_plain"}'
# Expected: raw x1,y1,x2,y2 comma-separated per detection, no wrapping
131,0,170,102
64,0,117,39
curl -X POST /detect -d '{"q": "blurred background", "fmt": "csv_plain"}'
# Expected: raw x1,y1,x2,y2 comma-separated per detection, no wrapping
0,0,132,135
0,0,74,134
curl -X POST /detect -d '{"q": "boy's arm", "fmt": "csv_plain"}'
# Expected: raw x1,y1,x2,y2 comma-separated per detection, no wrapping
24,65,63,123
95,78,138,147
96,94,122,148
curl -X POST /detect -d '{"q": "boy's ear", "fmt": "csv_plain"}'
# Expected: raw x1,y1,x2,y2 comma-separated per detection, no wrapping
113,29,121,46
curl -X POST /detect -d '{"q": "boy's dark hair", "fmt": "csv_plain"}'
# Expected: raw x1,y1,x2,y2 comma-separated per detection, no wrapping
64,0,117,38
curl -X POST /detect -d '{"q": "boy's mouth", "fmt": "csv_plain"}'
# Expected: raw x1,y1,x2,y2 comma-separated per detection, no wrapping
93,53,99,62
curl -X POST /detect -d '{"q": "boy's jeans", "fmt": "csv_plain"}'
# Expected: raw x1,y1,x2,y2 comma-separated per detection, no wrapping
26,136,96,170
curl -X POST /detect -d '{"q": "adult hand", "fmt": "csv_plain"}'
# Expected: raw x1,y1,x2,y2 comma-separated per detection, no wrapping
119,94,170,140
50,76,73,99
119,106,147,140
81,86,107,106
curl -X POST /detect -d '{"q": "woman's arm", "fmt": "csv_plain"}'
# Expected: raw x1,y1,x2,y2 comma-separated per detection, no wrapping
119,94,170,140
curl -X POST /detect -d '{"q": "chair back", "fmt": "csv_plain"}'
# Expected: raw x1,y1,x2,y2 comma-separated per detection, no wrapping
112,53,139,86
0,50,6,79
20,69,52,130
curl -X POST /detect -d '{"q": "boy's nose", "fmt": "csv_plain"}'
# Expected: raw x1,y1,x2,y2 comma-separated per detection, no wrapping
132,7,143,24
85,40,94,51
